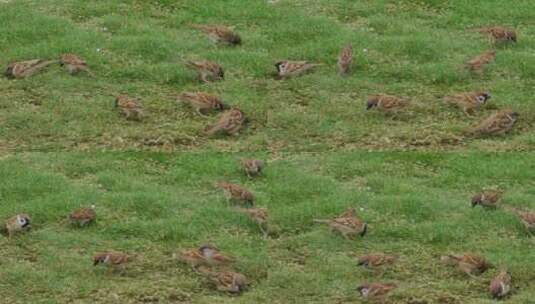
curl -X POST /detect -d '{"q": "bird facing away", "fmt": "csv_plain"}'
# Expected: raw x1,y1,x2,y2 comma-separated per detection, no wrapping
178,92,228,116
216,181,255,206
358,253,397,268
474,26,517,44
443,91,491,116
314,207,368,239
60,54,94,76
198,267,248,294
205,107,247,136
366,94,409,114
241,159,265,178
506,207,535,234
466,50,496,73
115,95,144,121
338,43,353,75
177,244,235,269
69,206,96,227
357,283,397,301
489,269,512,299
4,214,31,239
440,253,492,276
191,24,242,45
5,59,56,79
471,190,502,209
93,251,129,272
469,109,519,136
185,60,224,83
274,60,321,79
235,207,269,236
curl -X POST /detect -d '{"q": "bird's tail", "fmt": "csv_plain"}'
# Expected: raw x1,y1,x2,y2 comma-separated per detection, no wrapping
440,255,460,265
313,219,330,224
20,60,58,78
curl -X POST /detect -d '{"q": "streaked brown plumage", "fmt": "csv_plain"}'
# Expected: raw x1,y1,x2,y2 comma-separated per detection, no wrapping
469,109,519,136
241,159,265,177
69,206,96,227
366,94,409,113
93,251,129,270
474,26,517,43
357,283,397,300
275,60,321,78
60,53,94,76
216,181,254,206
205,107,246,136
235,207,269,236
440,253,492,276
4,214,31,239
489,269,512,299
314,207,367,239
471,190,502,209
178,91,228,116
506,207,535,233
191,24,241,45
185,60,224,83
444,91,491,116
338,43,353,75
199,267,248,294
466,50,496,73
358,253,396,268
177,244,235,268
5,59,56,79
115,95,144,121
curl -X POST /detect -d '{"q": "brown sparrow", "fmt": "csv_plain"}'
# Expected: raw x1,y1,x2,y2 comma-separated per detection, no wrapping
443,91,491,116
440,253,492,276
466,50,496,73
69,206,96,227
199,267,248,294
275,60,321,78
474,26,517,43
469,109,519,136
314,207,367,239
5,59,56,79
178,91,228,116
241,159,265,177
216,181,255,206
366,94,409,113
358,253,396,268
506,207,535,233
177,244,235,268
4,214,31,239
185,60,224,83
60,53,94,76
191,24,241,45
338,43,353,75
471,190,502,209
235,207,269,236
205,107,247,136
93,251,129,272
357,283,397,301
115,95,144,121
489,269,512,299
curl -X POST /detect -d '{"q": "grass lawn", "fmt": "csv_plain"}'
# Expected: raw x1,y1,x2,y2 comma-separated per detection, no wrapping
1,0,535,303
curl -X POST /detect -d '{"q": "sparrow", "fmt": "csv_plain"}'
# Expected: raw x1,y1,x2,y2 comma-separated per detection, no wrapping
185,60,224,83
338,43,353,75
177,244,235,268
440,253,492,276
205,107,247,136
235,207,269,236
366,94,409,113
4,214,31,239
443,91,491,116
469,109,519,136
93,251,129,272
466,50,496,73
313,207,368,239
60,53,94,76
474,26,517,43
489,269,512,299
358,253,396,268
191,24,241,45
69,206,96,227
178,91,228,116
216,181,255,206
357,283,397,301
241,159,265,177
274,60,321,78
506,207,535,233
115,95,144,121
471,190,502,209
5,59,56,79
199,267,248,294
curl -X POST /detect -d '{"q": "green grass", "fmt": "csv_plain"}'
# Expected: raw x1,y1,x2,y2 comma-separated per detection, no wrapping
2,0,535,303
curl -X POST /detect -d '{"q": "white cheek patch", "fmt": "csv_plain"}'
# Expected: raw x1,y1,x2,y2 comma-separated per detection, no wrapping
361,288,370,297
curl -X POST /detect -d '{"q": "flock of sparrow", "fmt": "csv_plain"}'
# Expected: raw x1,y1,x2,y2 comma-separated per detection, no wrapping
2,22,529,302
